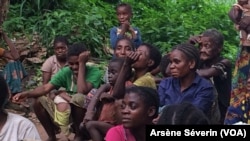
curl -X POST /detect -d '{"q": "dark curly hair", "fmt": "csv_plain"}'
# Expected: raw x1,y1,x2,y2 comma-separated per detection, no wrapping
67,42,87,60
125,86,160,119
157,102,210,125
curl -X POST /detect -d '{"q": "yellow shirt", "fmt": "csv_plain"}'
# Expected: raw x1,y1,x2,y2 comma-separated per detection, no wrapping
133,72,156,89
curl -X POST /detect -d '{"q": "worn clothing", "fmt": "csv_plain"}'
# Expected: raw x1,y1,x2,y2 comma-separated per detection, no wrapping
41,55,67,78
39,93,85,119
208,58,232,123
158,74,214,113
50,65,102,95
105,125,136,141
133,72,156,89
110,27,142,49
0,112,41,141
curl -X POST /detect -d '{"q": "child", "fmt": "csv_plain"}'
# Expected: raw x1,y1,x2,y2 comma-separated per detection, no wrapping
41,35,69,100
105,86,159,141
110,3,142,51
41,35,69,84
229,0,250,46
12,42,102,141
113,43,162,99
82,57,132,141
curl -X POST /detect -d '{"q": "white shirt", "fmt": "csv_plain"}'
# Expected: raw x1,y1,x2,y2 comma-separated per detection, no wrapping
0,112,41,141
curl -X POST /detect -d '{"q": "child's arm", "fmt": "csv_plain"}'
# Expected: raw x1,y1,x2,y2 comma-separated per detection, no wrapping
112,52,140,99
0,29,20,60
83,84,111,122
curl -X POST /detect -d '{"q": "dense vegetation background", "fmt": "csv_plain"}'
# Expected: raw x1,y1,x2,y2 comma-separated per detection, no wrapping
0,0,239,87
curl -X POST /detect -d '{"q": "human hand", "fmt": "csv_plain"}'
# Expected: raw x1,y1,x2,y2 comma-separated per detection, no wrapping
78,51,90,64
188,35,202,45
12,92,28,104
99,83,111,92
125,51,141,65
121,21,130,32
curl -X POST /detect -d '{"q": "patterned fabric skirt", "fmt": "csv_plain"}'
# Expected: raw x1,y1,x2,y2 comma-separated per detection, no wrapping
2,60,27,94
225,46,250,124
230,46,250,104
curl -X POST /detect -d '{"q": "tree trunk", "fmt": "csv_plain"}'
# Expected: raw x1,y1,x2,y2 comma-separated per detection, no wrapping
0,0,9,26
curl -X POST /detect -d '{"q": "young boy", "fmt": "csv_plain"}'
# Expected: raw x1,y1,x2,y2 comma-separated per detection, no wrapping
12,42,102,141
110,3,142,50
82,57,132,141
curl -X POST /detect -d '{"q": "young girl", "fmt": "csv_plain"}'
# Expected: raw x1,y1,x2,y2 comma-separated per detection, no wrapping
41,35,69,84
82,57,132,141
105,86,159,141
110,3,142,51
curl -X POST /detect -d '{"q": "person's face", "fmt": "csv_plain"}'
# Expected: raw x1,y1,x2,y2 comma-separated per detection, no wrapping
132,45,152,69
115,39,133,58
199,36,220,61
121,93,148,128
169,49,195,78
67,56,79,76
116,6,132,24
108,62,122,85
54,42,68,60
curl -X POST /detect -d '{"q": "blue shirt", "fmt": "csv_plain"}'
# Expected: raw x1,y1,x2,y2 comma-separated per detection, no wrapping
110,26,142,49
158,74,214,113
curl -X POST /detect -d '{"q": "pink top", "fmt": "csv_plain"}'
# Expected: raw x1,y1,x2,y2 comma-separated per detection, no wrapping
105,125,136,141
41,55,67,77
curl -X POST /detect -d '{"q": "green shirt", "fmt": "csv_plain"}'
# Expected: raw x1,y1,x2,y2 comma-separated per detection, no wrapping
50,65,102,95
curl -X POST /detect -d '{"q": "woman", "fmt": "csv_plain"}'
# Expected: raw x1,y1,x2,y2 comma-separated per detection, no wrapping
105,86,159,141
158,43,214,115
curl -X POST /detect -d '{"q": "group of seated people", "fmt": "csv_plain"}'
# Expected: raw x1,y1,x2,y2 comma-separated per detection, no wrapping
0,2,240,141
0,24,241,141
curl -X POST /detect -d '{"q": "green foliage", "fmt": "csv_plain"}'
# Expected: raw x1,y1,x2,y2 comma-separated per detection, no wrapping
3,0,238,63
